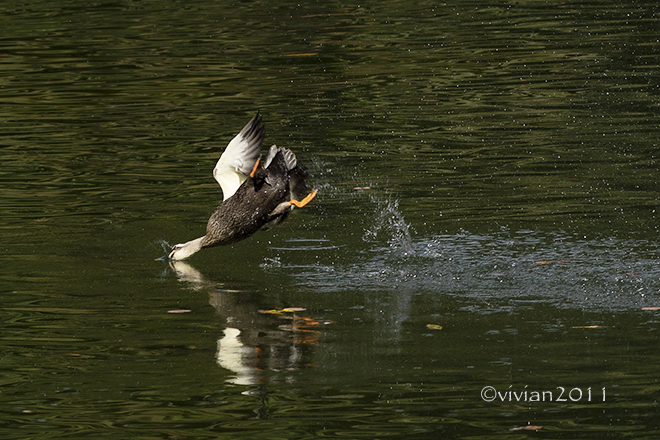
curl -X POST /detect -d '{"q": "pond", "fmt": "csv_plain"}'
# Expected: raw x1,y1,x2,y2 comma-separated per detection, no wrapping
1,0,660,438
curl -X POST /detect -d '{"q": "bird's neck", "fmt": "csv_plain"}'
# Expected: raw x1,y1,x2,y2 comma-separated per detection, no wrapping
178,236,206,259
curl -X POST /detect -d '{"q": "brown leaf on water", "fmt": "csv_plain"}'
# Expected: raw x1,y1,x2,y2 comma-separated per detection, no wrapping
294,317,321,327
642,307,660,311
510,425,543,431
572,325,608,329
426,324,443,330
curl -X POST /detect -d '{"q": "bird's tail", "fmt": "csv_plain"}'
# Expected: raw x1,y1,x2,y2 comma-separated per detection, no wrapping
263,145,310,201
264,145,297,170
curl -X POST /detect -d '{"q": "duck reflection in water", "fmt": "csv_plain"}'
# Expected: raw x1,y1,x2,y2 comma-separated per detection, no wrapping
169,260,320,386
167,113,317,261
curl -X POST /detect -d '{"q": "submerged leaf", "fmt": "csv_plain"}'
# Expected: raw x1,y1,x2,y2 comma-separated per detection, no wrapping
284,52,319,57
534,259,568,265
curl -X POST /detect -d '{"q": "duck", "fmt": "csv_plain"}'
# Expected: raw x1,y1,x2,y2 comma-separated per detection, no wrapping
167,113,317,260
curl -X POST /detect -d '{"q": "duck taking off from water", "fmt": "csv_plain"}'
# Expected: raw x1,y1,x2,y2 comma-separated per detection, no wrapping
167,113,317,260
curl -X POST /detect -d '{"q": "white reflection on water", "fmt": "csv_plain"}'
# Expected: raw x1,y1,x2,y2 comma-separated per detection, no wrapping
169,260,317,385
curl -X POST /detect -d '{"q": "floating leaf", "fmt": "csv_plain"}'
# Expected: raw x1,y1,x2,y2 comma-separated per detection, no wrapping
167,309,191,314
572,325,607,329
510,425,543,431
426,324,443,331
294,317,320,327
260,307,307,315
642,307,660,311
258,309,284,315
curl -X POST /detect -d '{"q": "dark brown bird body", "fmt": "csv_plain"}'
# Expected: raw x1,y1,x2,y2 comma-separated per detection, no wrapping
202,149,297,248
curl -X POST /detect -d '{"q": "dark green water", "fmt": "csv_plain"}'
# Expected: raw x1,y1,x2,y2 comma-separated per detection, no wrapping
2,0,660,438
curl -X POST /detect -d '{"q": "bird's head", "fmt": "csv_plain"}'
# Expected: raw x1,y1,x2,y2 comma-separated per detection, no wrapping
168,239,203,261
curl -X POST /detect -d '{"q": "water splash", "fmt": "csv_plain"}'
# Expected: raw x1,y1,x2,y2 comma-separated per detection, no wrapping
154,240,173,261
289,229,660,312
363,195,414,256
260,256,282,269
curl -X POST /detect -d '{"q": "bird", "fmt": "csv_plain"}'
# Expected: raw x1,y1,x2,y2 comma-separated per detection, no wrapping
167,113,317,260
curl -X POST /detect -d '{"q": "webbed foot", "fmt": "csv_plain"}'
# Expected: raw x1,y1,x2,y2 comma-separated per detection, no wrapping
289,189,318,208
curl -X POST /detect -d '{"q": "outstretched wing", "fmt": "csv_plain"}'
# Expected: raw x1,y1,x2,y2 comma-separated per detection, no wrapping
213,113,265,200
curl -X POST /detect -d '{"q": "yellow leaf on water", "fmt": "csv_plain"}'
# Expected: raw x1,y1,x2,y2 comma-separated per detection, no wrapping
258,309,283,315
259,308,308,315
426,324,443,330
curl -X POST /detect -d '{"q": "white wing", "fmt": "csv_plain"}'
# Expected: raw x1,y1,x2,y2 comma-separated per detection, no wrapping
213,113,265,200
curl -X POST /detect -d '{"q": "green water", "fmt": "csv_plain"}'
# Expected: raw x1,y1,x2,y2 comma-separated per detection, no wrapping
2,0,660,438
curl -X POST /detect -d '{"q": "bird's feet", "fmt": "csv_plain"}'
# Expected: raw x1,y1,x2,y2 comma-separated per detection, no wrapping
289,189,318,208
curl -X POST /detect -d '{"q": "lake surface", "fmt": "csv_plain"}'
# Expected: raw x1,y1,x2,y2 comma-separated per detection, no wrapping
2,0,660,438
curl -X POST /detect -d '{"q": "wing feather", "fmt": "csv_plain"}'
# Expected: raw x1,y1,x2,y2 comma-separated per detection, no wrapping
213,113,265,200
